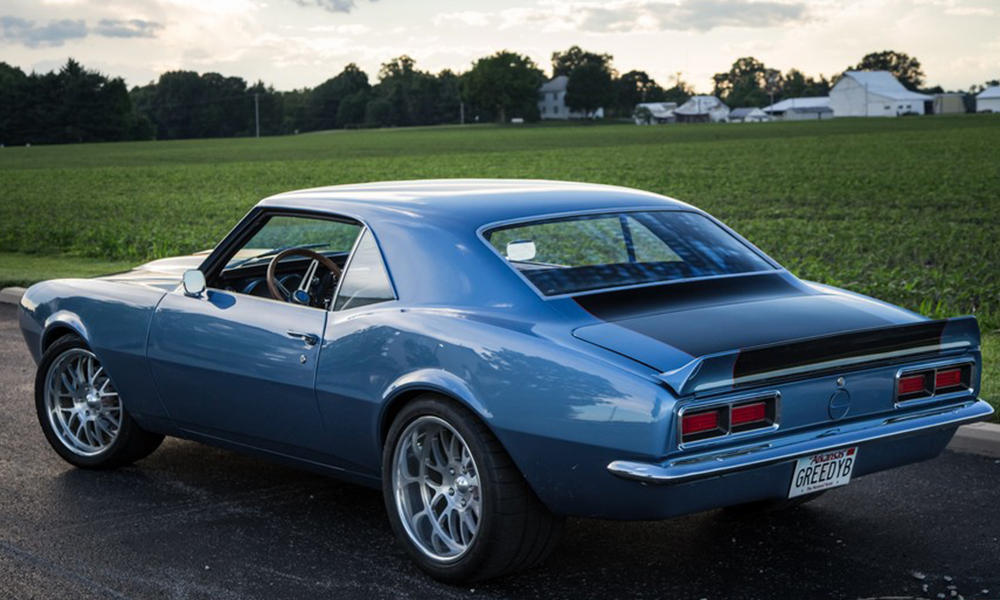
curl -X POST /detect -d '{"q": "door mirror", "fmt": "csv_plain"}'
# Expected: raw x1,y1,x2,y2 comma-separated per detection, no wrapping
506,240,536,262
182,269,206,298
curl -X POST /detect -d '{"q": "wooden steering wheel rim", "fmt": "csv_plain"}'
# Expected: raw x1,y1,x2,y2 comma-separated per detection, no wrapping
265,248,342,302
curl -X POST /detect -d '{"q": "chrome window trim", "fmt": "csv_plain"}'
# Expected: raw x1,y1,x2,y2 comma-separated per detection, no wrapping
676,391,781,450
893,357,976,409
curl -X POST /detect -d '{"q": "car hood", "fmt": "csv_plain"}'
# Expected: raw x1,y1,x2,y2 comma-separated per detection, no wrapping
572,273,924,373
98,252,209,292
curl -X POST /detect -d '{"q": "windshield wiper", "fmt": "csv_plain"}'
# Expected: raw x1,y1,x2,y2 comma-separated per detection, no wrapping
227,243,329,268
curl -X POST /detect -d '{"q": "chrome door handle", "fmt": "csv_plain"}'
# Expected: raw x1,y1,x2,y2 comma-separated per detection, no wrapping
286,331,319,346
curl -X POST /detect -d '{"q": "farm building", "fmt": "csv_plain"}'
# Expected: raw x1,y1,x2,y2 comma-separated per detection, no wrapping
633,102,677,124
933,93,966,114
763,97,832,121
674,96,729,123
538,76,604,120
829,71,933,117
729,107,770,123
976,86,1000,113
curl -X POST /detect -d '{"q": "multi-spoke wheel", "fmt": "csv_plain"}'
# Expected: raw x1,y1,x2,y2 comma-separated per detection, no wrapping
382,395,564,583
393,416,482,561
35,334,164,469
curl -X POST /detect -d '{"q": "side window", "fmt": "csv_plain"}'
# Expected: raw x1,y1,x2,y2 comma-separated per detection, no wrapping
334,229,395,311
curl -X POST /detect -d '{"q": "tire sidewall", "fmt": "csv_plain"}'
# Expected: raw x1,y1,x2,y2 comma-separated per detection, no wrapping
34,335,136,469
382,396,500,582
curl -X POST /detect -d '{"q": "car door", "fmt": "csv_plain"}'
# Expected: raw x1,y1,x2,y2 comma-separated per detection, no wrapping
146,211,362,458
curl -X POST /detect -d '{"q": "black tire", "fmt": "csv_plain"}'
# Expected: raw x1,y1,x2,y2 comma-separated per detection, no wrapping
382,395,564,583
722,491,826,517
35,334,164,469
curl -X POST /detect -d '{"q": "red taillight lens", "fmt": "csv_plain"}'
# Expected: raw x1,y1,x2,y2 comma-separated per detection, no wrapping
731,402,766,425
935,369,962,389
898,374,927,396
682,410,720,435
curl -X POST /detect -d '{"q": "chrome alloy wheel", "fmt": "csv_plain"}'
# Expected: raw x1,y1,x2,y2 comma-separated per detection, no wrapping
393,415,482,562
44,348,122,457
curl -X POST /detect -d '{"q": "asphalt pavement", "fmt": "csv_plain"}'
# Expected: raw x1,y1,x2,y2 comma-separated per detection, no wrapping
1,303,998,600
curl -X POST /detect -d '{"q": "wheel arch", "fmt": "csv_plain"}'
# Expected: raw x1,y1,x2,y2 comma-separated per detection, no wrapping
378,369,493,449
41,312,90,354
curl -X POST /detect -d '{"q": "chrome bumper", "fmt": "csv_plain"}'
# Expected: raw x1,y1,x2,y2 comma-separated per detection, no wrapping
607,399,994,485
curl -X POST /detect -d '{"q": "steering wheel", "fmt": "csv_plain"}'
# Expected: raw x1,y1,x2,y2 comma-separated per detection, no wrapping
266,248,342,305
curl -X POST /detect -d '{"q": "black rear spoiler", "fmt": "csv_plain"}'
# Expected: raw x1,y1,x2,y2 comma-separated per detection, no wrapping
657,316,980,397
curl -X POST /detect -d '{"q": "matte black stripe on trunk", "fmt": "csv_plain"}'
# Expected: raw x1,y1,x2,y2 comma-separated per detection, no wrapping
731,319,949,380
573,272,807,322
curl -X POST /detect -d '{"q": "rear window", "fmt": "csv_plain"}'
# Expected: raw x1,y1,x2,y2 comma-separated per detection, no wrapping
484,211,773,296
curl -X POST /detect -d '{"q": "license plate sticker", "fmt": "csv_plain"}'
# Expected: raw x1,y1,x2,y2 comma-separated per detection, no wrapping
789,447,857,498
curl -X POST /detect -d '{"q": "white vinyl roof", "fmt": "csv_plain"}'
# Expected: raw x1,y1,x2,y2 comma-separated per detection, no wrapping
978,86,1000,99
635,102,677,118
764,97,830,112
674,95,728,115
840,71,932,101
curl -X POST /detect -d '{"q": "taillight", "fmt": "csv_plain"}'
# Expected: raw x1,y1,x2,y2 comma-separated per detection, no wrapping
898,373,928,397
896,363,972,404
935,369,962,390
682,410,720,435
680,394,778,445
731,402,766,426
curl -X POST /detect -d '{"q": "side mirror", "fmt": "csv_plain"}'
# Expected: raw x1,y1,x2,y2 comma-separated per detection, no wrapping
182,269,206,298
506,240,536,262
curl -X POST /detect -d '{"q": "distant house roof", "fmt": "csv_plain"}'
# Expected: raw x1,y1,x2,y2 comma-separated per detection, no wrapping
838,71,932,101
635,102,677,118
978,86,1000,99
540,75,569,93
764,97,830,112
730,107,767,119
675,95,728,115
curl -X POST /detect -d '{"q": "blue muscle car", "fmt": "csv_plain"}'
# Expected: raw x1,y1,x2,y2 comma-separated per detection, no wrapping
18,180,993,582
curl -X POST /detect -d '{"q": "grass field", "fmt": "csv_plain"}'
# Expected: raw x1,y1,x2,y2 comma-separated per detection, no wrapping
0,116,997,412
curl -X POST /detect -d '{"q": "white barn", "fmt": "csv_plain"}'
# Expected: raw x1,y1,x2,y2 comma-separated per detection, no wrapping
674,96,729,123
764,97,833,121
633,102,677,125
729,107,770,123
538,76,604,120
976,86,1000,113
829,71,933,117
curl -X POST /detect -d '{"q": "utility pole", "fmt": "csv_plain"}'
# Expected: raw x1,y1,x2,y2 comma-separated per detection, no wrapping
460,101,465,125
254,93,260,138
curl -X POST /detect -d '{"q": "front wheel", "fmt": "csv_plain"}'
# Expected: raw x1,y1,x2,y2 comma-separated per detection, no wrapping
35,334,164,469
382,395,563,583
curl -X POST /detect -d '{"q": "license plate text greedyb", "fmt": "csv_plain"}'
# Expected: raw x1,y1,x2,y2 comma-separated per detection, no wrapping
796,448,856,488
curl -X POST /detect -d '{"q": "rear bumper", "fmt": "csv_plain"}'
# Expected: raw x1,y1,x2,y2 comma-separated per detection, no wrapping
608,399,994,485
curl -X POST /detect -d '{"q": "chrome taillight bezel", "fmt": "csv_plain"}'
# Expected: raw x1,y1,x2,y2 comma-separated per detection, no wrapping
677,391,780,449
894,358,975,408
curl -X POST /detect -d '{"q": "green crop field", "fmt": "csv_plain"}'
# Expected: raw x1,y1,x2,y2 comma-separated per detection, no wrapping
0,116,997,412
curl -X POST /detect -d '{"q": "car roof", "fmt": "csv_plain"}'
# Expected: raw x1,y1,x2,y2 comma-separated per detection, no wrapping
258,179,692,228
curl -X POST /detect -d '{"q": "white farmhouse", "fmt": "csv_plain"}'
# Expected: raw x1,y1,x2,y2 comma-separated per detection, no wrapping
729,107,770,123
633,102,677,125
829,71,933,117
538,75,604,120
674,96,729,123
976,86,1000,113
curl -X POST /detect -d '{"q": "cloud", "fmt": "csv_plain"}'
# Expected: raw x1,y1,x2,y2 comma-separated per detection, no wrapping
0,15,164,47
0,16,86,47
93,18,163,38
293,0,378,14
434,0,809,34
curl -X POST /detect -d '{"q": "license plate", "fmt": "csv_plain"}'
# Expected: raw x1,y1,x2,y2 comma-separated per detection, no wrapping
788,447,857,498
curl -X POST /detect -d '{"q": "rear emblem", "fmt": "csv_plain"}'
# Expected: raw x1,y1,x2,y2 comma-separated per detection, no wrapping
828,390,851,420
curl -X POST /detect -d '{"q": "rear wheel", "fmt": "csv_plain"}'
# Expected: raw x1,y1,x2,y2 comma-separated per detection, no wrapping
382,395,563,583
35,335,164,469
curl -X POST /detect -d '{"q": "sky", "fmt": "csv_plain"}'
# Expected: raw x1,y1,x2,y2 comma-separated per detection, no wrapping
0,0,998,93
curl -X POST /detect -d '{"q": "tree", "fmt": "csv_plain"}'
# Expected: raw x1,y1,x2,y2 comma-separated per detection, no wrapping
615,70,665,114
661,74,693,105
461,51,543,123
712,57,773,107
551,46,614,77
853,51,925,90
566,62,616,117
305,63,370,131
781,68,830,98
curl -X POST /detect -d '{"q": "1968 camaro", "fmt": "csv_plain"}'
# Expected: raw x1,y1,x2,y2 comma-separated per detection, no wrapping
19,180,992,582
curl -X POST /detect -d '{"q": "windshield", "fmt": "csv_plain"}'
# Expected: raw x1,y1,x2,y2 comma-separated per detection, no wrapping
484,211,774,296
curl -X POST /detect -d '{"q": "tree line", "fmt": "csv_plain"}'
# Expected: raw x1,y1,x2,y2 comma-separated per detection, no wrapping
0,48,995,146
